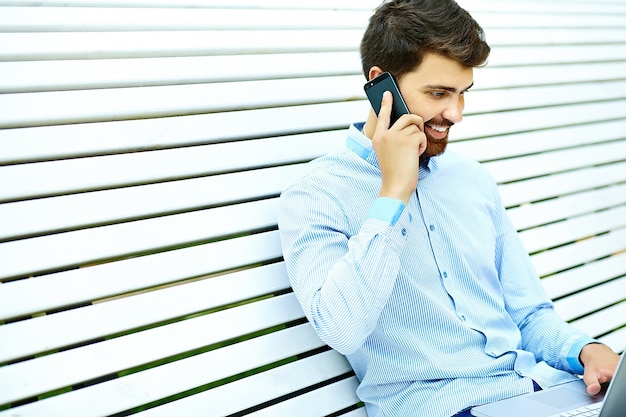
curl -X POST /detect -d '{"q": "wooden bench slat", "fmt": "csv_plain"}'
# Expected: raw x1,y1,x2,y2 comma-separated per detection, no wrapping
0,131,341,202
0,74,365,129
248,377,361,417
519,205,626,254
474,61,626,90
0,231,283,320
0,324,327,417
3,75,625,129
598,327,626,354
0,101,367,165
3,58,626,95
0,324,326,417
0,198,279,281
498,161,626,207
4,0,626,14
0,293,304,404
0,262,290,359
0,29,363,61
0,98,621,169
0,51,362,93
531,228,626,277
1,6,623,32
542,253,626,300
508,183,626,231
132,350,353,417
1,30,623,63
571,301,626,341
451,120,626,163
0,0,379,10
456,99,626,141
0,7,372,31
3,141,623,243
484,139,626,184
0,165,303,241
488,44,626,67
481,28,626,45
554,277,626,322
0,165,305,241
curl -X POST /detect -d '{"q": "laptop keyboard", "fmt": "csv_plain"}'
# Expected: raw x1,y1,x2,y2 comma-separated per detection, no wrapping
554,402,602,416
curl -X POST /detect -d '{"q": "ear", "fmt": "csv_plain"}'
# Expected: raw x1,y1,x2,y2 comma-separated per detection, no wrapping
368,66,384,81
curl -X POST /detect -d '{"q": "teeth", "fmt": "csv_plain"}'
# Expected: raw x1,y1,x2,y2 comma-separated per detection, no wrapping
428,124,447,132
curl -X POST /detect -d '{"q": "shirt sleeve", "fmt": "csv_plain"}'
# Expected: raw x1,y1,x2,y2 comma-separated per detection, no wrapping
278,182,410,355
488,177,599,374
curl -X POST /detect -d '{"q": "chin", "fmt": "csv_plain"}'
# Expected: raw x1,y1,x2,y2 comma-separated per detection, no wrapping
424,137,448,158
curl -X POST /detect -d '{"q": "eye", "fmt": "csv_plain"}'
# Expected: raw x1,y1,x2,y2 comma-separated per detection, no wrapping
430,91,445,98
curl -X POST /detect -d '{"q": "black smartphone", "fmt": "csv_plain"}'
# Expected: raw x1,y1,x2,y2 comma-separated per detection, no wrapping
364,71,410,126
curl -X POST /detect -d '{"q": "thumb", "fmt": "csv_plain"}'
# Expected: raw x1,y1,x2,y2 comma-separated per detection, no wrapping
375,91,393,135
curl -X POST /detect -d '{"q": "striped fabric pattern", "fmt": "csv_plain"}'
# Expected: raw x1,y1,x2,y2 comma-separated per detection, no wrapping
278,123,596,417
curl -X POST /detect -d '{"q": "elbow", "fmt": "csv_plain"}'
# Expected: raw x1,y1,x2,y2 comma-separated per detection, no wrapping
308,307,370,355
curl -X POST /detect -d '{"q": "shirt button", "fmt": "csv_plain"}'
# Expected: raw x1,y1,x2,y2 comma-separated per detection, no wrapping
429,225,435,231
460,314,467,321
401,228,407,236
443,272,448,278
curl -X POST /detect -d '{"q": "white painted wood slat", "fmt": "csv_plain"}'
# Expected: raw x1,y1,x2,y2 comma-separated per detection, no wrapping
484,140,626,184
0,324,331,417
507,183,626,231
531,228,626,278
0,232,284,320
248,377,361,417
0,101,367,165
0,261,290,360
134,350,354,417
0,293,305,404
0,132,342,203
542,253,626,300
554,277,626,323
498,162,626,208
0,166,304,241
0,199,280,281
519,205,626,254
0,7,372,31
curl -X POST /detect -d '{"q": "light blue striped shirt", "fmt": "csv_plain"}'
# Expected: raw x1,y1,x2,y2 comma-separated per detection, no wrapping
278,123,597,417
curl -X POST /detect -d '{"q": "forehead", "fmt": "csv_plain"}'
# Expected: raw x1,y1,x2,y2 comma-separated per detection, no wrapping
402,52,474,89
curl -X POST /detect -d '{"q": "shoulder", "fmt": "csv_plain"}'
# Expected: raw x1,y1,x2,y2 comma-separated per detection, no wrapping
437,149,492,178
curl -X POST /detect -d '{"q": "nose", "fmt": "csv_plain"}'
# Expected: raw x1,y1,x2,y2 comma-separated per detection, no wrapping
443,95,464,124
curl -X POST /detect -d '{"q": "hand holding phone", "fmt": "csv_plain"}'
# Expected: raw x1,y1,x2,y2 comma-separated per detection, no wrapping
364,71,410,126
364,72,426,203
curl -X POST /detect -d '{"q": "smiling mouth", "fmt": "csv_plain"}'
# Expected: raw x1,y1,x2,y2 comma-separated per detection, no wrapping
425,123,451,140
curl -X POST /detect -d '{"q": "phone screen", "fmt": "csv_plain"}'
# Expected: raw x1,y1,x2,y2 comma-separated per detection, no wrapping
364,72,410,126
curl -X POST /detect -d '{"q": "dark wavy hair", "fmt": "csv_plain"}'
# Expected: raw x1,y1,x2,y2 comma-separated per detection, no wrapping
360,0,491,80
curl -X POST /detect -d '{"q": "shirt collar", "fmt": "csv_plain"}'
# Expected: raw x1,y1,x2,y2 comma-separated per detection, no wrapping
346,122,434,177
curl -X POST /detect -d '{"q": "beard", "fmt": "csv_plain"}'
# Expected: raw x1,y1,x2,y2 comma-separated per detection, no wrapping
422,117,454,158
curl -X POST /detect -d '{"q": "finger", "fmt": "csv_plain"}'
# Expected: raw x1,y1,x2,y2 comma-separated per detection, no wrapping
375,91,393,134
583,371,602,395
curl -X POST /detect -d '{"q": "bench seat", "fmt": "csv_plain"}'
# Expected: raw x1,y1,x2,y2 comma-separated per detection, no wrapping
1,0,625,415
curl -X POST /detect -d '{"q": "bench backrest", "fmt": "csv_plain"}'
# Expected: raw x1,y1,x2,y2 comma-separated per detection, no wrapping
1,0,625,415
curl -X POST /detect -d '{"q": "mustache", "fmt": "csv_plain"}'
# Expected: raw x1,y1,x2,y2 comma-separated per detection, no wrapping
426,117,455,128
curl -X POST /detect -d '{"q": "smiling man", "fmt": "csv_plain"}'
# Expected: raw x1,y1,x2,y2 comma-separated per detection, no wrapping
277,1,619,416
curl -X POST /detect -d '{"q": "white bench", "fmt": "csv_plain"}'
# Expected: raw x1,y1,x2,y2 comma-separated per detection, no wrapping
1,0,625,415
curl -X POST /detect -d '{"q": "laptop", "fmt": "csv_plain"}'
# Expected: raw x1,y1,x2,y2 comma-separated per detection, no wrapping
471,348,625,417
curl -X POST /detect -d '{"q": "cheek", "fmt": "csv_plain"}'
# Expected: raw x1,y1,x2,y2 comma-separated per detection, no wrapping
405,97,438,121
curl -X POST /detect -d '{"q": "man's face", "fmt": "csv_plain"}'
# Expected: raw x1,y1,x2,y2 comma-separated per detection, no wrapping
397,53,474,158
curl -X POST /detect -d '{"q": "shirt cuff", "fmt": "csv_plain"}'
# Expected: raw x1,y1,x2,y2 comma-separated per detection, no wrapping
367,197,406,226
565,337,600,375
